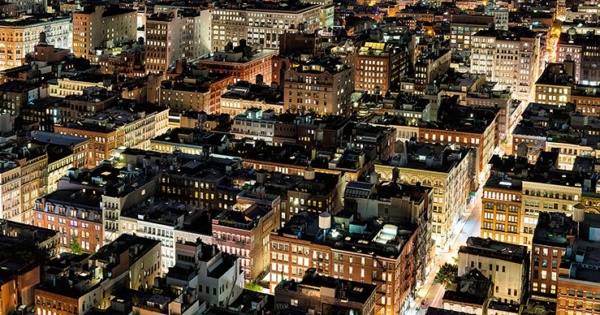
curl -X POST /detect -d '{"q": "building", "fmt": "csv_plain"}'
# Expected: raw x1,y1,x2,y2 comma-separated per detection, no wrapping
34,189,104,253
274,270,377,315
0,14,72,70
149,128,231,155
555,213,600,315
520,154,583,247
219,80,283,117
54,124,117,166
450,15,495,59
0,137,48,224
344,180,434,286
0,219,61,257
415,49,451,92
355,41,405,94
72,6,137,61
283,56,354,116
145,10,211,74
231,108,278,143
283,166,341,220
470,28,541,102
530,212,576,301
48,76,111,98
212,204,278,282
341,123,396,162
198,44,278,85
442,269,493,315
156,154,241,210
175,240,245,307
418,98,499,187
458,237,528,306
210,3,322,51
375,142,472,249
0,260,40,315
270,212,420,314
534,63,574,106
465,82,523,145
158,73,233,114
481,155,527,245
34,234,162,315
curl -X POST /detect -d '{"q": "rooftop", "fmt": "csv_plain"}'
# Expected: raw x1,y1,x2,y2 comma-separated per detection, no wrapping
533,212,576,247
275,212,416,259
459,237,528,264
276,269,376,304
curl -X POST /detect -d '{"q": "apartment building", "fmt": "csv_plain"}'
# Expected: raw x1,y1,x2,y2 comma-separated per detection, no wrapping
0,138,48,224
34,189,103,253
149,128,231,155
470,28,541,102
375,142,471,249
211,3,322,51
54,124,117,166
76,106,170,150
270,212,420,315
212,204,278,282
418,98,499,187
0,219,61,258
231,108,278,143
198,45,278,85
414,49,451,92
219,80,283,117
158,73,233,114
157,154,241,210
34,234,161,315
482,172,522,245
48,76,111,98
283,56,354,116
145,10,211,73
274,271,377,315
530,212,576,301
555,213,600,314
534,63,574,106
520,158,583,247
355,41,405,94
459,237,528,306
450,14,495,58
344,180,433,286
0,14,71,70
72,6,137,61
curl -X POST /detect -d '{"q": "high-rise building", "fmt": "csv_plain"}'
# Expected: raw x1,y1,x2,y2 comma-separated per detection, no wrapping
72,6,137,62
470,28,541,102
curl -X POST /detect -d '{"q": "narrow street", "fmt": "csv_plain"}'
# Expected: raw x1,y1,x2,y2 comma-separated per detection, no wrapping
410,192,482,314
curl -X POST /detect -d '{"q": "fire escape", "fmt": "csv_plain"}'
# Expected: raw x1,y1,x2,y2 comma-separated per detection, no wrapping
372,255,388,315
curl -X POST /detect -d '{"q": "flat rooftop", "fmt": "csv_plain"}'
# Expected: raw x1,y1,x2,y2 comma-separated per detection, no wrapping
459,237,528,264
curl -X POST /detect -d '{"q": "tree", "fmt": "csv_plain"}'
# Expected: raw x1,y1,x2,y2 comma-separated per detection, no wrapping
434,262,458,290
70,236,83,254
245,281,263,292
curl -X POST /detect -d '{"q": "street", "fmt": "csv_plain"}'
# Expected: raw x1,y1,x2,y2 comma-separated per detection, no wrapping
410,191,482,314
